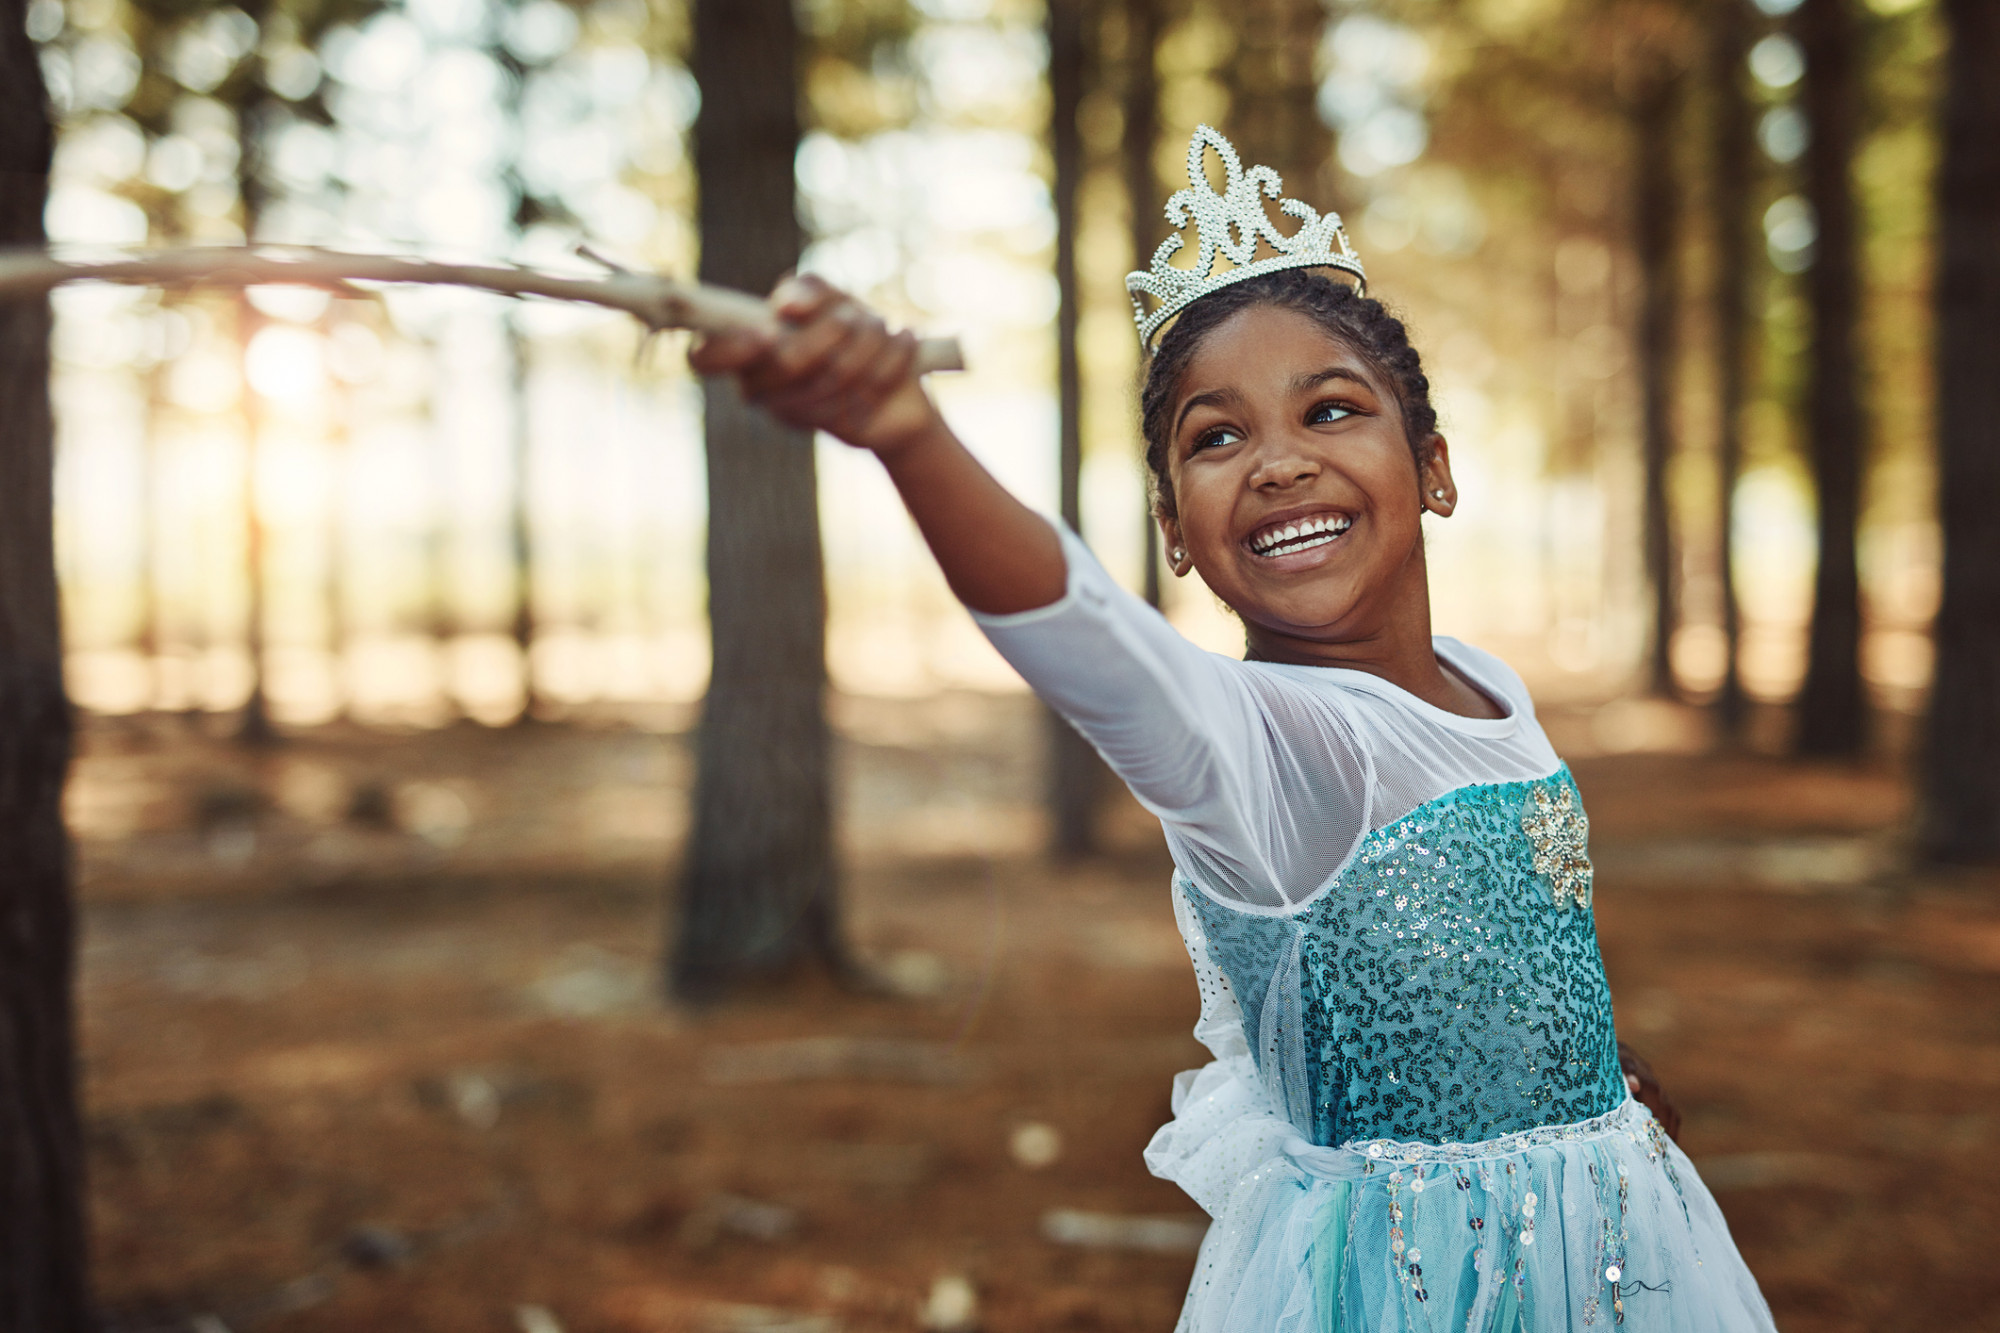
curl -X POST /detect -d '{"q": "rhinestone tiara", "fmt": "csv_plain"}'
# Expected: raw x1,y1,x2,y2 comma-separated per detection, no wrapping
1125,124,1367,350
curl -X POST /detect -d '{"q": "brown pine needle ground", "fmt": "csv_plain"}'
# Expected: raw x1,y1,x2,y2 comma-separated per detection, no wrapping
74,700,1999,1333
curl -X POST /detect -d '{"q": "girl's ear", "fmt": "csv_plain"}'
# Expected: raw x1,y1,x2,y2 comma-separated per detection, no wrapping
1419,434,1457,517
1158,513,1194,577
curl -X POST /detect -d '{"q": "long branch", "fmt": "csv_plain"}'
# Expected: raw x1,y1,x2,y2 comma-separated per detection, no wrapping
0,246,965,374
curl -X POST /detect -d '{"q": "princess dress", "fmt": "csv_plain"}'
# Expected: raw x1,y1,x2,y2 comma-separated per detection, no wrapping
976,526,1776,1333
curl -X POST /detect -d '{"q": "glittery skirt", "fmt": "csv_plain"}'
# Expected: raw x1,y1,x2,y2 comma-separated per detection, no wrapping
1173,1098,1777,1333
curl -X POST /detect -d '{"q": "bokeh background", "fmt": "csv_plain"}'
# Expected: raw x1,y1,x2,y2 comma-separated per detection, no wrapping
12,0,1998,1330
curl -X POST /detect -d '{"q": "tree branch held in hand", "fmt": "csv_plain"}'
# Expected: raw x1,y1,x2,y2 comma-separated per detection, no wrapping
0,246,964,375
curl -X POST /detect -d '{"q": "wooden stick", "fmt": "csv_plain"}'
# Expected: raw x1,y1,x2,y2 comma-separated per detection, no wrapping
0,246,966,374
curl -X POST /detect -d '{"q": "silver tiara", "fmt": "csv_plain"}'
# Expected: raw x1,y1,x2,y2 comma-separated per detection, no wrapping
1125,124,1367,350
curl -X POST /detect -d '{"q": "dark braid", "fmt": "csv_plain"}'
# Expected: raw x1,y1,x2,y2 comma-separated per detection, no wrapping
1139,270,1439,519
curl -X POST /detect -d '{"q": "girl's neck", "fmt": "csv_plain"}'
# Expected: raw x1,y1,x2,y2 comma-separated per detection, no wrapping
1243,618,1506,721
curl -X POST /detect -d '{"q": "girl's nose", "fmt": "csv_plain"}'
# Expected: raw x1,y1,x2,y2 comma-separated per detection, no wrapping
1247,442,1320,491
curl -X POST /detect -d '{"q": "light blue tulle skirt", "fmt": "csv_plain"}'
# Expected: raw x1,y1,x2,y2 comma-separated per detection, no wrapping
1178,1098,1776,1333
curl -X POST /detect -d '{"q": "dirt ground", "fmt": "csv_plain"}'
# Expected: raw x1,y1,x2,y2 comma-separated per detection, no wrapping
71,696,2000,1333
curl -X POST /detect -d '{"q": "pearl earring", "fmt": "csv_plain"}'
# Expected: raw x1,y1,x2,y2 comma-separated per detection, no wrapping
1432,489,1446,500
1170,546,1186,562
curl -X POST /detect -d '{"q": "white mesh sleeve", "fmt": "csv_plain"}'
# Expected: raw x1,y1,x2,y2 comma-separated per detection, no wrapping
972,523,1373,907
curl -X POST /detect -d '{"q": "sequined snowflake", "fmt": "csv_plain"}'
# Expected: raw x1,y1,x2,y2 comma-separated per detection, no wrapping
1522,781,1593,908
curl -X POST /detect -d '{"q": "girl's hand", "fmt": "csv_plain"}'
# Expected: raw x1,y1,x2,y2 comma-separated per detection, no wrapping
695,275,1064,615
687,274,944,459
1617,1041,1682,1142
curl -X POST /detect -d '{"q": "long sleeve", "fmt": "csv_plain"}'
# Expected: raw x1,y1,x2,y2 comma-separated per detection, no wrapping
972,522,1373,907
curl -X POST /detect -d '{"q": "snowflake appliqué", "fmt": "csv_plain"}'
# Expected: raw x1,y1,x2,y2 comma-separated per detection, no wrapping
1522,780,1593,908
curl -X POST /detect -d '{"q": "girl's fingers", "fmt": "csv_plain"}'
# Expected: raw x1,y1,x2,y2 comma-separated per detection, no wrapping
690,274,845,384
771,272,839,323
823,335,924,441
740,301,866,400
773,311,893,409
695,276,927,451
810,330,916,427
861,328,919,393
687,327,774,375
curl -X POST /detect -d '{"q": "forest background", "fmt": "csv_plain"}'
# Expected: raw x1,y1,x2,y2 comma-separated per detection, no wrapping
0,0,1997,1330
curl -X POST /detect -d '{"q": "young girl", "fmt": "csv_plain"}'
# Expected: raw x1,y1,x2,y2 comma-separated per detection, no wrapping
692,126,1775,1333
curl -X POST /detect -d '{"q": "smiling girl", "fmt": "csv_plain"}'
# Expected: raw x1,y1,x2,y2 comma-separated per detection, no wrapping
692,126,1774,1333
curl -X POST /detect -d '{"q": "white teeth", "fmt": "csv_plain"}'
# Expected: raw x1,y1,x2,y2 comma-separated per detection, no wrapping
1253,515,1350,555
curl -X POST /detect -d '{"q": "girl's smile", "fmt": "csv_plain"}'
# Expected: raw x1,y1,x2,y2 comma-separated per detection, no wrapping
1245,508,1353,560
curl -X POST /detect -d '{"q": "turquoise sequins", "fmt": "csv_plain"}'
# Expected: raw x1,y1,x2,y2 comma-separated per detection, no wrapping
1187,768,1625,1148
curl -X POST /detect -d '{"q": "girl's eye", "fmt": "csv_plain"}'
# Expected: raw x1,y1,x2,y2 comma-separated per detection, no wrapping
1193,426,1243,452
1309,401,1355,426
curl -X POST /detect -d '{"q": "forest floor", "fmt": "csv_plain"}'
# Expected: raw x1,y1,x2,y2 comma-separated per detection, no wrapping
71,694,2000,1333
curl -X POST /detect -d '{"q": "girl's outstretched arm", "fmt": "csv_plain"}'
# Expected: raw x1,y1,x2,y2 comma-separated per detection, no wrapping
688,274,1065,615
693,275,1374,908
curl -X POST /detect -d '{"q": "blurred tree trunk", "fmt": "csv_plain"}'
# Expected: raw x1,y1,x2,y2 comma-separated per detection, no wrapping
492,19,540,724
1123,0,1163,611
674,0,843,998
1794,0,1866,755
1921,0,2000,861
235,80,276,744
505,315,537,721
0,5,91,1326
1708,0,1754,734
1632,67,1682,698
1046,0,1103,859
1220,0,1329,198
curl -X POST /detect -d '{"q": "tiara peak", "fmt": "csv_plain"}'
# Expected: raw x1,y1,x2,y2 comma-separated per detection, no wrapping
1125,124,1367,350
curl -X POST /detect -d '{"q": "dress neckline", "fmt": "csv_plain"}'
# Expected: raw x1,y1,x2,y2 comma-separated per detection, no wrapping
1252,636,1522,738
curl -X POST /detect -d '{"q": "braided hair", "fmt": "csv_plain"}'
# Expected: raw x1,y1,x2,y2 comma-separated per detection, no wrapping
1139,270,1439,520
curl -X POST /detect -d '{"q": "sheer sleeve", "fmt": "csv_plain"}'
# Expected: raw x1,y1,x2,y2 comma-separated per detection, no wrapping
971,522,1373,907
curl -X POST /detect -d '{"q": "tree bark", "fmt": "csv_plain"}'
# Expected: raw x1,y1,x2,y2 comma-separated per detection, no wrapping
0,2,91,1324
1921,0,2000,861
1632,69,1682,698
1218,0,1330,199
1045,0,1103,859
236,292,276,743
1708,0,1755,734
674,0,842,998
495,27,540,724
505,314,538,721
1123,0,1163,611
235,84,276,744
1794,0,1867,755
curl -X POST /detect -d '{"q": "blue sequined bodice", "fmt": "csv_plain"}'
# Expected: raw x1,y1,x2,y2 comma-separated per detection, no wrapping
1186,768,1624,1148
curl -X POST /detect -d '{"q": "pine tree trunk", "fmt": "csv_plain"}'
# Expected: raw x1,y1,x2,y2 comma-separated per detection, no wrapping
674,0,842,998
1219,0,1330,198
0,4,91,1323
506,314,537,722
1708,0,1755,735
495,29,540,725
1123,0,1163,611
1633,70,1682,698
1921,0,2000,862
1794,0,1867,755
235,89,275,744
1046,0,1102,859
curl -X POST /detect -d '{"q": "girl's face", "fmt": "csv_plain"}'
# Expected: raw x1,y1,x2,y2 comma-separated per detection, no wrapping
1158,304,1456,660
